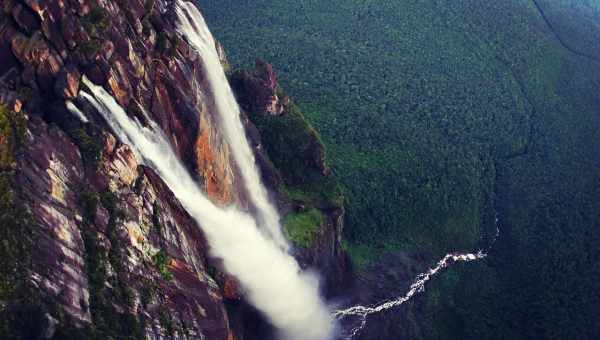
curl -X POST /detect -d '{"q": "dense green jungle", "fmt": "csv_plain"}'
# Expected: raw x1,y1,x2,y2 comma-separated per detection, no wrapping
200,1,600,339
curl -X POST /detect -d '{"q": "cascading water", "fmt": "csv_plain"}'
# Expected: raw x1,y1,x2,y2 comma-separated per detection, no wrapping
79,77,333,340
175,0,288,251
335,216,500,339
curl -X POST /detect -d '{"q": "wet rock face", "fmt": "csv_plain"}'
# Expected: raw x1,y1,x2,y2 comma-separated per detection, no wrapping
1,0,242,338
195,115,235,206
0,0,224,175
19,115,90,325
15,115,234,339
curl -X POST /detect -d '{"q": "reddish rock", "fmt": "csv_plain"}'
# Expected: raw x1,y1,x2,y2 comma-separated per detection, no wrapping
23,0,43,15
223,276,241,301
106,59,132,107
106,144,139,187
11,98,22,112
36,52,63,91
150,75,197,159
18,116,89,324
103,132,117,155
107,73,129,107
195,126,233,205
230,59,284,115
10,31,63,91
23,0,67,55
10,31,50,66
100,40,115,60
54,65,80,99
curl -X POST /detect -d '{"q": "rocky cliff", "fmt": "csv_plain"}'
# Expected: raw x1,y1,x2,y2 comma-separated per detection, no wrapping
0,1,344,339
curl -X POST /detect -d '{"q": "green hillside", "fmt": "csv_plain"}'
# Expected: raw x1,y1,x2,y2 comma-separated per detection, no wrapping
200,1,600,339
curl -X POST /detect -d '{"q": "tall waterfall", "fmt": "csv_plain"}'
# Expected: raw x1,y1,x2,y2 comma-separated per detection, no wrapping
80,77,333,340
175,0,288,251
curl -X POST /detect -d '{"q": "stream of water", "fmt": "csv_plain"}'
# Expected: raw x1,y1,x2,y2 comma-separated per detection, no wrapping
335,216,500,339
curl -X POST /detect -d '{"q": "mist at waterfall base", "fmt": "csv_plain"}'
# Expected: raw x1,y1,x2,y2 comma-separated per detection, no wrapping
79,76,334,340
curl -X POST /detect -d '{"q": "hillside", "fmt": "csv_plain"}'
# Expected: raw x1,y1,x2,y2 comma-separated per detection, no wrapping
200,0,600,339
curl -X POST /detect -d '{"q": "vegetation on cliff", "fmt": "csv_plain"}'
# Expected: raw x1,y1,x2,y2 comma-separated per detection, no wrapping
232,72,342,209
80,190,145,340
248,98,343,210
231,67,342,249
282,208,324,248
0,105,44,339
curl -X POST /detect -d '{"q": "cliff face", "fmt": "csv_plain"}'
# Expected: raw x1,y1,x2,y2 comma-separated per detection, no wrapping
231,62,347,293
0,1,344,339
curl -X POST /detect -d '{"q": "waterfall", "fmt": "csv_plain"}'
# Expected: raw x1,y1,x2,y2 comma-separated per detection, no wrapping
175,0,288,251
335,216,501,339
79,77,333,340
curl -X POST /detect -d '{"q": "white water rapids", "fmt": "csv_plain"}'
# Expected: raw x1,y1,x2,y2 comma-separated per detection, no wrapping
79,76,333,340
334,218,500,339
335,252,487,339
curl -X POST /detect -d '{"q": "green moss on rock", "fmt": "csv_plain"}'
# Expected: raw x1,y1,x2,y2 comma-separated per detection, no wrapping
82,3,110,38
152,250,173,281
0,105,43,339
283,208,324,248
70,127,102,169
152,201,162,235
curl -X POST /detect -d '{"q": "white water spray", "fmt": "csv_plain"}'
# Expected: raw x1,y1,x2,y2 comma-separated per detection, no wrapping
175,0,288,251
80,77,333,340
66,100,89,123
335,217,500,339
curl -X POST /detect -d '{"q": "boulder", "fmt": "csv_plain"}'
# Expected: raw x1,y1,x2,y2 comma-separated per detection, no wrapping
230,59,284,115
